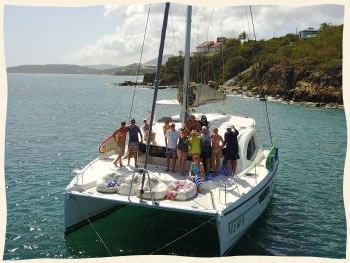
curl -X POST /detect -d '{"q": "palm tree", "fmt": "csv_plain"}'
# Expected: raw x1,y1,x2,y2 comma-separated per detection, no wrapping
239,31,248,42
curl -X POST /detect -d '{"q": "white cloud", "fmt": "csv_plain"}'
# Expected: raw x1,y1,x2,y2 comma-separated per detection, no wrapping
64,4,344,66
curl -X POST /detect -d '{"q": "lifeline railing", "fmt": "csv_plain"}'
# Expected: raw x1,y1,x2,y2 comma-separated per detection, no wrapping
127,168,155,205
70,160,83,186
219,180,241,206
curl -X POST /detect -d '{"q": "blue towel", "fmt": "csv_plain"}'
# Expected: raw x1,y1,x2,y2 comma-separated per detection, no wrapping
219,165,234,177
204,173,215,181
106,180,117,188
188,175,202,186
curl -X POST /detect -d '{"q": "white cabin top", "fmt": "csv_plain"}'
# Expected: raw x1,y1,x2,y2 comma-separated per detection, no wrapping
156,99,180,105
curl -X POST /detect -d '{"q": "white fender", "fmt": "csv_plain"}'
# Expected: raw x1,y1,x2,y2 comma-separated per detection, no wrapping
167,180,197,201
117,173,143,196
137,177,168,200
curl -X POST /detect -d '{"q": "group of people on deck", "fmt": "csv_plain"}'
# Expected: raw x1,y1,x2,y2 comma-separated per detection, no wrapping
111,115,239,193
164,115,239,192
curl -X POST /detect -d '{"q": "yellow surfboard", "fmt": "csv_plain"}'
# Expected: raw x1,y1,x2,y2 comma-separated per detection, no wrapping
99,134,117,154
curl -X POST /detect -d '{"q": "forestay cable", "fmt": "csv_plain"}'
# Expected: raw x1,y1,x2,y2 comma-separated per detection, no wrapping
248,5,273,146
73,198,113,257
128,4,152,123
149,217,215,255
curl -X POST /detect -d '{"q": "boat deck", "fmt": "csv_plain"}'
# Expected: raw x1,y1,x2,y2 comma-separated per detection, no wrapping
67,150,269,214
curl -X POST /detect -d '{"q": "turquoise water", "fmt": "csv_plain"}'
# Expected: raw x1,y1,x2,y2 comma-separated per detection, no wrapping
3,73,347,259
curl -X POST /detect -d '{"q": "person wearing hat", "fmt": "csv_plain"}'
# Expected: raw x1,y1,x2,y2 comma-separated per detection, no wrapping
177,128,189,176
189,129,201,160
200,126,212,174
112,121,128,167
223,125,240,176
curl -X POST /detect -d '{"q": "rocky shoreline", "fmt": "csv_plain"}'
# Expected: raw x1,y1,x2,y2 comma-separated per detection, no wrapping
113,67,343,110
219,62,343,109
112,80,178,89
224,91,344,109
113,80,343,110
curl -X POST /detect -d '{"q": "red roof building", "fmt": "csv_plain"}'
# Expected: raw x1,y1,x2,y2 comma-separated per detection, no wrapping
196,41,214,53
195,37,227,55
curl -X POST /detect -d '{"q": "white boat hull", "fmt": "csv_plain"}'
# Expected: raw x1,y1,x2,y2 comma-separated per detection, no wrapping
64,192,124,233
217,161,278,256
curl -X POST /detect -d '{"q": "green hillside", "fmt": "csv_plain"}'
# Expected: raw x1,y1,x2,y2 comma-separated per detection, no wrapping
158,23,343,104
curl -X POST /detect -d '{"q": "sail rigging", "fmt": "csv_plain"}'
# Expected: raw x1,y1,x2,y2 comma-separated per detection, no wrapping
181,6,192,126
143,2,170,170
248,5,274,146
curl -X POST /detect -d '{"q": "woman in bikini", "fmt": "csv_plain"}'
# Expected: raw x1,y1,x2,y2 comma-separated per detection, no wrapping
211,128,224,173
177,128,189,176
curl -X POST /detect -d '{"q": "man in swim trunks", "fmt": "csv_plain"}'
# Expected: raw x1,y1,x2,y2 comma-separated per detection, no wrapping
127,119,143,167
112,121,128,167
165,123,180,172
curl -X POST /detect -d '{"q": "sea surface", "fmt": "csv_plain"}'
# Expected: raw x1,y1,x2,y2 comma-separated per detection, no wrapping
3,73,347,259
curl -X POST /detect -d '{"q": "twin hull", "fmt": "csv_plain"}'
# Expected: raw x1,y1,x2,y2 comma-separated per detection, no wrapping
64,160,278,256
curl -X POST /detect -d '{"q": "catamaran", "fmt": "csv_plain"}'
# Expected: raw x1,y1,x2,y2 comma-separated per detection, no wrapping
64,3,279,256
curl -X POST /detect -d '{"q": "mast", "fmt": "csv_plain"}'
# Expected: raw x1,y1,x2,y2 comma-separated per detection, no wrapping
143,2,170,170
181,6,192,126
139,2,170,200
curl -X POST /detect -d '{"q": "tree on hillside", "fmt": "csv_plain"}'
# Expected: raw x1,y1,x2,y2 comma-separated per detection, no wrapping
223,56,250,80
239,31,248,42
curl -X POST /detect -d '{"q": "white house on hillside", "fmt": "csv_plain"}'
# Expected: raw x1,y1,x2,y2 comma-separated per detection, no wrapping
299,27,319,40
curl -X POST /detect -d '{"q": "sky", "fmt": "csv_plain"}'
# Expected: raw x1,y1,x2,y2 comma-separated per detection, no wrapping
4,3,344,67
